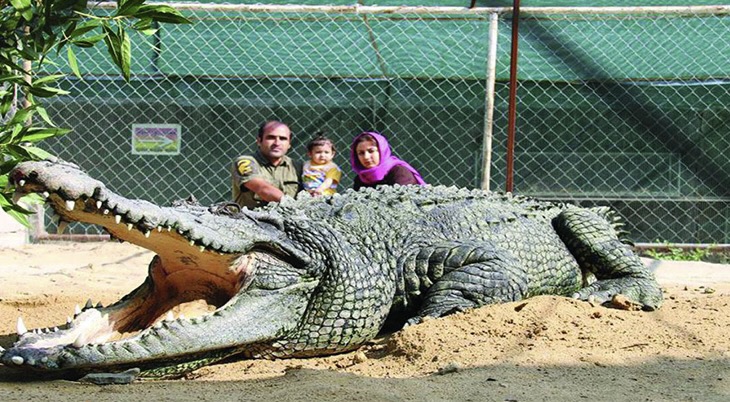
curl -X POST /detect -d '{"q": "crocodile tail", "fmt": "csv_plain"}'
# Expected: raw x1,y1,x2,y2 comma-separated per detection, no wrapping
588,206,634,246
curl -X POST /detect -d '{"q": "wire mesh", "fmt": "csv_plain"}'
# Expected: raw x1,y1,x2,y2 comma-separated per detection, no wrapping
35,3,730,244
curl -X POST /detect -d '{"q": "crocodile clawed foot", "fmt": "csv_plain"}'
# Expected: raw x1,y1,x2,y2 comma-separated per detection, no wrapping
606,294,646,311
404,316,423,328
573,280,661,311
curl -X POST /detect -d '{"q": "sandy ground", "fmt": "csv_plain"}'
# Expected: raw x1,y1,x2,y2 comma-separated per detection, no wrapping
0,242,728,401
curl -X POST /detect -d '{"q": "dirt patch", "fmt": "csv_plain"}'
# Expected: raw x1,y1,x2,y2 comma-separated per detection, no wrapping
0,242,728,401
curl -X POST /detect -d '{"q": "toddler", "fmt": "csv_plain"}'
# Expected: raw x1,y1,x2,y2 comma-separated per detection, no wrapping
302,135,342,196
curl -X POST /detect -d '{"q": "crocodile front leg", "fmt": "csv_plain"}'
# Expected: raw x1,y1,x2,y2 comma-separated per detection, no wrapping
398,242,531,325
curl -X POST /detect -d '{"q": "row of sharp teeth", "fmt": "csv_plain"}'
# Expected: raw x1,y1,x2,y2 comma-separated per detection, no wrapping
10,298,186,344
5,308,188,367
55,197,172,240
15,298,104,337
16,183,228,254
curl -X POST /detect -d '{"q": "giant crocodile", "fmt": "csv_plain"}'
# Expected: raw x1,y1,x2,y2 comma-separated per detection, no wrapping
2,159,662,381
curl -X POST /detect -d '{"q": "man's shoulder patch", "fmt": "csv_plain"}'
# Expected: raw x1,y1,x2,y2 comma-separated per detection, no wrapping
236,157,258,176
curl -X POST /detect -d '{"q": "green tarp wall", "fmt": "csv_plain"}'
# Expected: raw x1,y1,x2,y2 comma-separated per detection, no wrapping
41,1,730,242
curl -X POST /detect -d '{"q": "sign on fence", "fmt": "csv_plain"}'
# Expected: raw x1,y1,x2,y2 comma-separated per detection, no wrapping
131,124,182,156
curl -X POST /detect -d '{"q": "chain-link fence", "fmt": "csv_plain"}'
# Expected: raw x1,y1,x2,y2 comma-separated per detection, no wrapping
34,2,730,244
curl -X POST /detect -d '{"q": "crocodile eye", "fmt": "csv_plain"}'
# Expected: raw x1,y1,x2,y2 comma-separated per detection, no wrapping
335,203,356,221
208,202,241,216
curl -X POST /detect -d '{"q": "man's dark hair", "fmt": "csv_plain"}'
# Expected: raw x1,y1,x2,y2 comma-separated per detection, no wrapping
257,120,288,139
306,133,335,153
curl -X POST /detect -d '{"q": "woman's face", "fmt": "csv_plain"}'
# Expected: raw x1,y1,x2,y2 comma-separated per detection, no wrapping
356,140,380,169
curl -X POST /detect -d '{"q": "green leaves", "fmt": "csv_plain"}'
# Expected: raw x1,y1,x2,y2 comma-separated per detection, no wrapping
51,0,88,12
117,0,147,17
101,3,190,81
67,46,81,78
58,19,103,52
134,5,191,25
0,191,33,229
28,73,70,97
1,0,191,221
6,143,56,160
71,33,105,48
9,0,33,21
102,22,131,82
0,108,71,146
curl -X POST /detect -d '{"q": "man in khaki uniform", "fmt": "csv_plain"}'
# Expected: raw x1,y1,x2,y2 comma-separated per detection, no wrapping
231,120,302,209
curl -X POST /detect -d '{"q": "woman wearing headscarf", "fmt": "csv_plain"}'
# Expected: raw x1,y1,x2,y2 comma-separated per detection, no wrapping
350,131,426,190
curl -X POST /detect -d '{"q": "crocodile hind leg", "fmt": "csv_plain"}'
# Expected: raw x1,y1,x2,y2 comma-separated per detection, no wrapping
553,207,663,310
402,243,529,326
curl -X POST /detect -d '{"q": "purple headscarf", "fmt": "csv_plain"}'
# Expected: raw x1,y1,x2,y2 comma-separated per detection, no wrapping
350,131,426,186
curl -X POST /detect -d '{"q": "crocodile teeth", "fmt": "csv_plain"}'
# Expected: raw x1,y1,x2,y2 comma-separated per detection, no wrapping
42,191,50,198
199,245,205,252
115,215,122,224
96,302,103,308
165,312,174,322
144,230,151,238
67,316,72,324
17,317,27,336
96,200,102,209
126,223,133,231
65,200,75,211
75,304,82,315
0,345,4,352
73,333,87,348
157,226,163,232
57,220,69,235
84,299,93,309
103,209,110,215
11,356,23,365
53,326,59,332
189,240,194,246
18,179,26,187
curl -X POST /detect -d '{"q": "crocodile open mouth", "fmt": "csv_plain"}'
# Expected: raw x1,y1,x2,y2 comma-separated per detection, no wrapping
3,161,303,374
11,248,275,355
